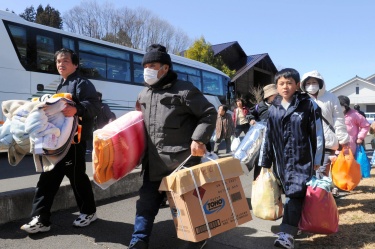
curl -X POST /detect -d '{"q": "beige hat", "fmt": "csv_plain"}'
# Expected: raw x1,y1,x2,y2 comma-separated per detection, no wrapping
263,84,278,99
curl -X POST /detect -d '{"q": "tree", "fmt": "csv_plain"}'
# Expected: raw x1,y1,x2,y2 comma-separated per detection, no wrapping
35,4,63,29
19,6,36,22
185,37,236,78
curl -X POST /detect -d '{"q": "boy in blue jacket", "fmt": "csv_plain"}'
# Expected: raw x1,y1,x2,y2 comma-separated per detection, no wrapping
259,68,324,249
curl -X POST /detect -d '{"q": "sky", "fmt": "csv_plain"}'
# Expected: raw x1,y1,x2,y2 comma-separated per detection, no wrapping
1,0,375,90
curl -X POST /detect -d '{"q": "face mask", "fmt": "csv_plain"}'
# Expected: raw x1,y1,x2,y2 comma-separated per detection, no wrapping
143,67,164,85
305,84,320,94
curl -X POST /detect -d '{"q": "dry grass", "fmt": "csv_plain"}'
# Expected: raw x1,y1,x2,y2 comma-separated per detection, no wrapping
297,168,375,249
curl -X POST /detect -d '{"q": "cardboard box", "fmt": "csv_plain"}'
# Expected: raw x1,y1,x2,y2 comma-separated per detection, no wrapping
159,157,252,242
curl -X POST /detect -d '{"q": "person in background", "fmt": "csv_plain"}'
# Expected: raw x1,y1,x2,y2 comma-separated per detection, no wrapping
259,68,324,249
232,97,250,137
300,70,350,197
129,44,216,249
95,91,116,128
213,104,235,154
248,83,278,126
86,91,116,153
338,95,370,155
353,104,366,118
21,48,100,233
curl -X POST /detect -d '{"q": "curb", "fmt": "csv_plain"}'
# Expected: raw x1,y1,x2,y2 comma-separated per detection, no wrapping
0,169,143,225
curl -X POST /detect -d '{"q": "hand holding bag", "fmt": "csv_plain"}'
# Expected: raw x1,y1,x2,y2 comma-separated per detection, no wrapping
331,148,361,191
251,167,283,220
298,176,339,234
355,144,371,178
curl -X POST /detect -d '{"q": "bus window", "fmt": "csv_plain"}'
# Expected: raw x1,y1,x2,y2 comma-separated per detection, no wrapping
202,71,224,95
8,25,27,65
174,64,202,90
62,37,75,51
36,35,55,72
133,54,144,84
79,41,129,60
79,52,106,79
107,58,131,82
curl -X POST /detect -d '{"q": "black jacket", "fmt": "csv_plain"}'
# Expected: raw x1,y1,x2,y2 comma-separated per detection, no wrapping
259,92,325,198
138,70,217,181
247,100,271,122
56,71,100,141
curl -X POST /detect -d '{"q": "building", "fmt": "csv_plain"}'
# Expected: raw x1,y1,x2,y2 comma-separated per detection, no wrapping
330,74,375,112
211,41,277,107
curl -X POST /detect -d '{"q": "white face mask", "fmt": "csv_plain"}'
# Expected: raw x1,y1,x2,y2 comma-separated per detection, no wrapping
143,67,164,85
305,84,320,94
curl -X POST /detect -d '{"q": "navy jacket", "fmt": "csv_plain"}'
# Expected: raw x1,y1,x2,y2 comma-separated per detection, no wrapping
259,92,324,198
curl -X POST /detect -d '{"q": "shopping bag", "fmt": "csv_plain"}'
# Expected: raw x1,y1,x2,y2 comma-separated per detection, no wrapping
233,122,266,171
251,167,283,220
298,176,339,234
355,144,371,178
331,149,361,191
231,137,241,152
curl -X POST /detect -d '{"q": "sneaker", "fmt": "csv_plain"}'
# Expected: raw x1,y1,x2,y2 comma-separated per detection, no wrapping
73,213,97,227
129,239,148,249
179,240,207,249
20,216,51,234
332,187,340,198
274,232,294,249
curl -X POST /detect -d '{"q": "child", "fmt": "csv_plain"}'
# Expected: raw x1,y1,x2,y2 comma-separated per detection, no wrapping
259,68,324,249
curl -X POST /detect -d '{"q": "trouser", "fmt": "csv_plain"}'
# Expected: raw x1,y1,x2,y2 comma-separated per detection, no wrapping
213,137,232,153
31,142,96,225
130,171,164,244
280,197,304,236
235,123,249,137
316,149,336,179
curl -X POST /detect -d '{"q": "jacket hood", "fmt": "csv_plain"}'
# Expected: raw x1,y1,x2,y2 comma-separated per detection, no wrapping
300,70,326,95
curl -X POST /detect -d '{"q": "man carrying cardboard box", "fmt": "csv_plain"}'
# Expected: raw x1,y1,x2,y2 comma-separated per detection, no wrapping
128,44,217,249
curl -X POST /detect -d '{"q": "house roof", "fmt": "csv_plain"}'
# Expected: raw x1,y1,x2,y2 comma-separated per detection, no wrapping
366,73,375,84
330,75,375,92
211,41,247,70
231,53,277,82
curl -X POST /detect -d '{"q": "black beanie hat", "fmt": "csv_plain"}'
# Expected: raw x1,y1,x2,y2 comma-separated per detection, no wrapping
338,95,350,107
142,44,172,67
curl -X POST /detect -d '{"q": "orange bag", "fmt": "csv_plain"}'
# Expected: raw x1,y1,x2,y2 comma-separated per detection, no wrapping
331,149,361,191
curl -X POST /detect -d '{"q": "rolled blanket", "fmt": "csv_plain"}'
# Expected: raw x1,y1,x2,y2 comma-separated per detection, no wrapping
0,118,13,149
93,134,115,184
1,100,28,120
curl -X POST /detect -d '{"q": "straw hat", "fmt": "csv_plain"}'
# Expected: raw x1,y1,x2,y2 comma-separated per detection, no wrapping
263,84,278,99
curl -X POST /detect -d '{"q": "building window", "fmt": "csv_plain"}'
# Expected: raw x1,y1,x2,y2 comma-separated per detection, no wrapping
356,86,359,94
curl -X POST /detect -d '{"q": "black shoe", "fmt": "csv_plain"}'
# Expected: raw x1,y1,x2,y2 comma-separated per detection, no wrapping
129,240,148,249
180,240,207,249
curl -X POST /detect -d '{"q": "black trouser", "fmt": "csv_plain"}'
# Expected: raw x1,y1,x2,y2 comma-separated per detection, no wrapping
235,123,250,137
31,142,96,225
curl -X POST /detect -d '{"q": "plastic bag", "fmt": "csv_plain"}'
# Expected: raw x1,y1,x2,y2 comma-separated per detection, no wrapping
355,144,371,178
251,167,283,220
233,122,266,171
231,137,241,152
299,176,339,234
331,148,361,191
201,151,219,163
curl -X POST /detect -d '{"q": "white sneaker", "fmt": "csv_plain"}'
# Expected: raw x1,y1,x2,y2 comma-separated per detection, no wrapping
20,216,51,234
73,213,98,227
274,232,294,249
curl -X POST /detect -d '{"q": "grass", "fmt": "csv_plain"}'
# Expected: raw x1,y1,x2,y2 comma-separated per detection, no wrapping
297,168,375,249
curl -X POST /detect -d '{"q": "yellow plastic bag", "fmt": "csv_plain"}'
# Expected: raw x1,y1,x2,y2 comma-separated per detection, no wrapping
331,149,361,191
251,167,283,220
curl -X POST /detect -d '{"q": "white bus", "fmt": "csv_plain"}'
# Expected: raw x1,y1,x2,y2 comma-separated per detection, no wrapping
0,10,230,125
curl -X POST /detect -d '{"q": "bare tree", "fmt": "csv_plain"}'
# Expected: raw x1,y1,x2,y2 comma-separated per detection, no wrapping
248,85,264,105
63,0,192,53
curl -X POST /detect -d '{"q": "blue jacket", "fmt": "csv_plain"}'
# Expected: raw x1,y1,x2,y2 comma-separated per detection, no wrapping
259,92,324,198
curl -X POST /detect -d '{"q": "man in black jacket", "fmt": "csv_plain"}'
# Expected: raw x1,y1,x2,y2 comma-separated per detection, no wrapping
21,48,100,233
129,44,216,249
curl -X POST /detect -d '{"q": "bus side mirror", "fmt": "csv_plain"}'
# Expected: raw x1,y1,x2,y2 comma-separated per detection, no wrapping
37,84,44,91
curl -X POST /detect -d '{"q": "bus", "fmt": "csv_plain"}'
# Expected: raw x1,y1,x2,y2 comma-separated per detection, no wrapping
0,10,230,124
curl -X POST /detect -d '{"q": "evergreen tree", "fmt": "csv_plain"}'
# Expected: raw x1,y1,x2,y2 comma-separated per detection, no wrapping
19,6,36,22
185,37,236,78
35,4,63,29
